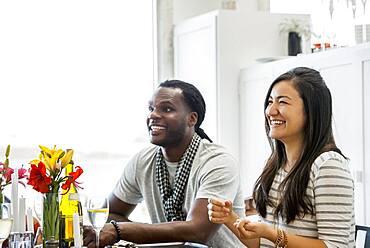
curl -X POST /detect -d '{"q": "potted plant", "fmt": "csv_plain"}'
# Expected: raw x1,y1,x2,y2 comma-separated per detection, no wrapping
279,18,312,56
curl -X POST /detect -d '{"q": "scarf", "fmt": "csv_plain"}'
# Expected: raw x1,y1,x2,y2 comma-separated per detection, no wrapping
155,133,201,221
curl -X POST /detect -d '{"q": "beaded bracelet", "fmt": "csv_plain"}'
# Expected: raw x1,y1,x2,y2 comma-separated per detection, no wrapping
275,228,288,248
275,228,283,247
110,220,121,243
282,230,288,248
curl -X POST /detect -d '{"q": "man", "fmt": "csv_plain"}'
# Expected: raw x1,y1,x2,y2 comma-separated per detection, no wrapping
83,80,244,247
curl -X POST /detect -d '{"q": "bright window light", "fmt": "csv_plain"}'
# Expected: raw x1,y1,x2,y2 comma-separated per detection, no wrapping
0,0,154,212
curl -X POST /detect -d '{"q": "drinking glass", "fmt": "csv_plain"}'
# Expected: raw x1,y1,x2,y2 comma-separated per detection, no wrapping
87,196,109,248
0,203,13,247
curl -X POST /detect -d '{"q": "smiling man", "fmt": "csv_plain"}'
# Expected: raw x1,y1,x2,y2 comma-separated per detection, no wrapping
83,80,244,248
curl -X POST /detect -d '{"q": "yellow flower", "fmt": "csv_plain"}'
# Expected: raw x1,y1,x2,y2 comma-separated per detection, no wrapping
61,149,74,168
39,145,65,171
39,145,52,156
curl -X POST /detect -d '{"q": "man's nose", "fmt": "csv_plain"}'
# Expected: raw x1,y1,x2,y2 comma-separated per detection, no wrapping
148,108,161,119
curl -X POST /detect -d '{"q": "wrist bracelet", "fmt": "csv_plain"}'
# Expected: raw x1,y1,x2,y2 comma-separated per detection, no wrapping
274,228,288,248
110,220,121,243
275,228,283,248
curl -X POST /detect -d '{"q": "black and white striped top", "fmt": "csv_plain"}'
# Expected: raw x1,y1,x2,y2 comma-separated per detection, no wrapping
260,151,355,248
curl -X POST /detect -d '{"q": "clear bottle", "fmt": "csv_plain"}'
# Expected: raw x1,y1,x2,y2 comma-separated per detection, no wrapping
59,162,83,248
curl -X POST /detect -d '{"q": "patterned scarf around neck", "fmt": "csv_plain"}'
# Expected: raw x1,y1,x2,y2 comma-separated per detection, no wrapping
155,133,202,221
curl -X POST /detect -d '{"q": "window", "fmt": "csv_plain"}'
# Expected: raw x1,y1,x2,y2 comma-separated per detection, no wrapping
0,1,154,222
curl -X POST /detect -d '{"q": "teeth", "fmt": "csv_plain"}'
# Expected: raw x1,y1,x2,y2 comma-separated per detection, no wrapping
151,126,165,130
270,120,285,125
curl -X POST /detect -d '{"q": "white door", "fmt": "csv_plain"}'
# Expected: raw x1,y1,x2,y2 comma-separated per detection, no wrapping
174,12,218,142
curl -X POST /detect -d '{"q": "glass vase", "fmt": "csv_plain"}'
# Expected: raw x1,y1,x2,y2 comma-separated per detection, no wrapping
288,31,302,56
42,192,60,248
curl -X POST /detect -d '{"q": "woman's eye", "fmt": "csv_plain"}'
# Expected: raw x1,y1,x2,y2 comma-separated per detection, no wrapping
148,106,154,112
279,101,287,104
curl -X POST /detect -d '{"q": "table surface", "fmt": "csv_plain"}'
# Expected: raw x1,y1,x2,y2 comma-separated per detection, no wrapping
109,242,209,248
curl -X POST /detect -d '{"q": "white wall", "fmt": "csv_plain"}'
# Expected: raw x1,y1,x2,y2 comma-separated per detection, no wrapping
173,0,267,24
173,0,219,24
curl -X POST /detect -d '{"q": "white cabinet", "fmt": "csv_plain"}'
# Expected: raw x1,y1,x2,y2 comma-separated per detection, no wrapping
174,9,302,160
239,43,370,225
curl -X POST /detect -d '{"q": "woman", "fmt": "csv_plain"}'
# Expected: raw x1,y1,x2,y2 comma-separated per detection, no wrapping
208,67,355,247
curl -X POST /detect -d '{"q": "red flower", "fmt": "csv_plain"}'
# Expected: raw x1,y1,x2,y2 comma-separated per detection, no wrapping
28,161,52,193
18,167,28,179
0,167,12,181
61,166,83,192
0,166,28,183
3,167,14,183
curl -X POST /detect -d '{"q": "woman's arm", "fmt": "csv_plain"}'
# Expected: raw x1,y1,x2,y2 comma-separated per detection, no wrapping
208,198,259,248
235,220,327,248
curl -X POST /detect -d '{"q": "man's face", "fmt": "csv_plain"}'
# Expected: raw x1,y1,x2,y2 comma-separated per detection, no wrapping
147,87,195,147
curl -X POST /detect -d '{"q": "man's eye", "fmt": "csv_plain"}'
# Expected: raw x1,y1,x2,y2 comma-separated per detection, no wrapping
279,101,287,105
267,100,273,105
164,107,172,112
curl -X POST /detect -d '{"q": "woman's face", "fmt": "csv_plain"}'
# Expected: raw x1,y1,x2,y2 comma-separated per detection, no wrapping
265,80,306,145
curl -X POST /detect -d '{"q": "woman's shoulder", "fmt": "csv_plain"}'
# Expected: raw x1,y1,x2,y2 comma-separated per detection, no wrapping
313,151,347,167
311,151,352,180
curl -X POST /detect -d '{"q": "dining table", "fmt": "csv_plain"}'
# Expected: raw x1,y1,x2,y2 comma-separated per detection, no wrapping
107,241,210,248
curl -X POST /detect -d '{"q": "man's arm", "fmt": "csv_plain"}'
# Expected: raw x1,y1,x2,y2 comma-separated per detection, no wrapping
97,198,220,246
108,193,137,222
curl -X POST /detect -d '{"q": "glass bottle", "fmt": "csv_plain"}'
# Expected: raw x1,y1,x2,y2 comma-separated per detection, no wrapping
59,162,83,248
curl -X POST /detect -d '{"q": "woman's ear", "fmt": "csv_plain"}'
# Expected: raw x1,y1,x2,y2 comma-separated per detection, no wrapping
188,112,198,127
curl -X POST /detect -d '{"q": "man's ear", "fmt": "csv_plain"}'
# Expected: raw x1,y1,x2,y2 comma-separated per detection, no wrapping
188,112,198,127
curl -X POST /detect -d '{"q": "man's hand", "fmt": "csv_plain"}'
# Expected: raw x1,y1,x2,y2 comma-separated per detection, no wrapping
83,224,117,248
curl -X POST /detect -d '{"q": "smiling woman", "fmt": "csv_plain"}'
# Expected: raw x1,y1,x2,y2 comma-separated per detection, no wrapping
0,1,155,203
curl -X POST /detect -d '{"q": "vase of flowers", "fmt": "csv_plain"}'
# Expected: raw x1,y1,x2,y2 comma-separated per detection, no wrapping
27,145,83,248
279,18,312,56
0,145,27,218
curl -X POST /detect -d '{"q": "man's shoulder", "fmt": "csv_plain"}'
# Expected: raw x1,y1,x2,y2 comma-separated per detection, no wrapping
137,144,158,155
196,140,237,167
198,139,233,159
131,144,157,165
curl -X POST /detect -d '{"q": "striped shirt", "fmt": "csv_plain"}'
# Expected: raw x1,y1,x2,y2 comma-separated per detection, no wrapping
260,151,355,248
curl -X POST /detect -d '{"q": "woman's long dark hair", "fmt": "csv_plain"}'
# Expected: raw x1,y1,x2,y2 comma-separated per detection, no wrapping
253,67,346,223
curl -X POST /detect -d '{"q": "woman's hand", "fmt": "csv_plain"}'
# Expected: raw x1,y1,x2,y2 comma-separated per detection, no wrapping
207,198,237,226
234,219,270,240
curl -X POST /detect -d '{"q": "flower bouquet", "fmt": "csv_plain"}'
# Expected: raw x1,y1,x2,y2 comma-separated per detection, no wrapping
27,145,83,248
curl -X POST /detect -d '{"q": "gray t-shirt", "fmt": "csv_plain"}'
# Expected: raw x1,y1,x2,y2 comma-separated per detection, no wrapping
113,139,245,248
